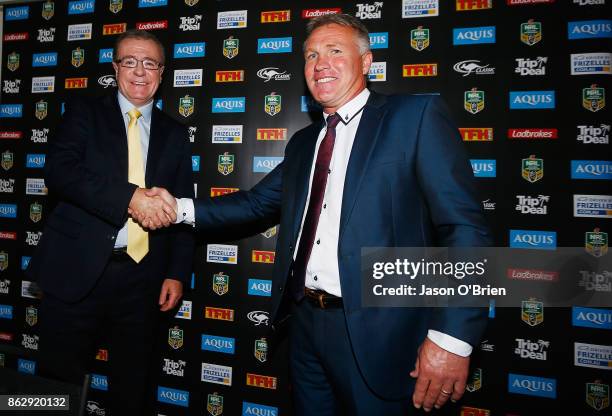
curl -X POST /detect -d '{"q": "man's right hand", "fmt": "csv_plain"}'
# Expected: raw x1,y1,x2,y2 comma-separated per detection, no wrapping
128,188,176,229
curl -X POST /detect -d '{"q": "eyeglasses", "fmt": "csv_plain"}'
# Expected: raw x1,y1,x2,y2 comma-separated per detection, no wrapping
115,56,163,70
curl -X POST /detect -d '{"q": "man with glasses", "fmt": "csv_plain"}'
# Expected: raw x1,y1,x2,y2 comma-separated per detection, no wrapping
27,29,194,415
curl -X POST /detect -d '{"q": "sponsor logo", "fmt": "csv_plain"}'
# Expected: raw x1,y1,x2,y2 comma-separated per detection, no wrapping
30,202,43,223
217,10,247,29
258,37,292,54
25,231,42,246
248,279,272,297
583,84,606,112
109,0,122,13
22,281,39,298
139,0,167,7
482,199,496,210
460,407,490,416
573,307,612,329
0,105,22,118
466,368,482,392
464,88,485,114
261,226,277,238
510,91,555,109
212,97,245,113
202,363,232,386
207,392,223,416
574,0,606,5
26,178,47,195
257,67,291,82
25,306,37,326
457,0,493,10
188,126,197,143
0,131,22,139
216,70,244,82
67,23,93,41
511,230,556,250
515,57,547,75
402,0,439,18
0,333,11,341
247,311,270,326
0,279,9,294
264,93,282,116
0,232,16,240
161,358,186,376
0,305,13,319
5,6,29,21
212,125,243,143
102,23,126,36
521,299,544,325
586,381,610,411
90,374,107,391
223,37,239,59
167,326,183,349
174,69,203,87
507,0,555,3
508,373,556,398
42,1,55,20
453,60,495,76
579,270,611,292
369,32,388,49
65,77,88,89
0,252,7,271
207,244,238,264
586,228,608,257
210,187,239,197
515,338,549,360
179,15,201,31
302,8,342,18
205,307,234,322
410,26,429,51
179,95,195,118
212,272,229,296
202,334,235,354
470,160,496,177
71,47,85,68
507,268,558,282
17,359,35,375
192,155,200,172
246,373,277,389
575,342,612,369
217,153,234,176
574,195,612,218
4,33,29,42
99,49,113,63
571,52,611,75
515,195,549,215
459,128,493,141
157,386,189,407
261,10,290,23
568,20,612,39
1,151,14,171
32,52,58,67
453,26,496,45
175,300,192,320
185,0,199,5
508,128,557,139
98,75,116,88
85,400,105,415
26,154,46,168
2,80,20,94
368,61,387,82
0,179,15,194
520,19,542,46
173,42,205,58
136,20,168,31
356,2,383,19
95,349,108,361
403,63,437,77
572,161,612,180
0,205,17,219
257,128,287,141
522,155,544,182
242,402,279,416
577,124,610,144
6,52,20,72
68,0,94,14
252,250,275,263
32,76,55,94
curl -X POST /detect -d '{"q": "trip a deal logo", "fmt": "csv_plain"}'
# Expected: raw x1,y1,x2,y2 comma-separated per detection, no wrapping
510,230,557,250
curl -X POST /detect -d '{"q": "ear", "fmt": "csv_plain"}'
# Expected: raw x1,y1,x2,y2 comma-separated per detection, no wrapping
159,66,165,78
361,51,373,75
112,62,119,77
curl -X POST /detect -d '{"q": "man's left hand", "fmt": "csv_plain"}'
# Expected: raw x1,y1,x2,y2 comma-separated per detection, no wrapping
410,337,469,412
158,279,183,311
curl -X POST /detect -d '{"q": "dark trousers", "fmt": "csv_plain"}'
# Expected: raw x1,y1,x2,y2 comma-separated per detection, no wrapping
289,300,413,416
38,254,160,416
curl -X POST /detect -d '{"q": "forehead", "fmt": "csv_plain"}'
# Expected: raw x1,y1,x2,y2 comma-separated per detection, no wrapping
117,38,162,58
305,24,359,49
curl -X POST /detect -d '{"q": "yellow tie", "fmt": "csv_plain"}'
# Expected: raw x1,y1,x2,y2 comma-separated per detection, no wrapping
126,108,148,263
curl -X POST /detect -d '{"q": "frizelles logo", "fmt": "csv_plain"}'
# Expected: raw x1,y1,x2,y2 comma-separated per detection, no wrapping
508,373,556,398
460,128,493,141
568,19,612,39
402,0,439,18
173,42,205,58
577,124,610,144
67,23,92,41
573,307,612,329
571,52,612,75
99,48,113,63
368,62,387,81
32,53,58,67
507,128,558,139
4,33,29,42
470,159,496,177
574,194,611,218
212,97,245,113
403,63,437,77
453,26,496,45
31,77,55,94
457,0,493,10
206,244,238,264
136,20,168,31
201,363,232,386
201,334,235,354
509,91,555,109
257,37,292,54
0,105,22,118
242,402,279,416
5,6,29,21
212,125,243,143
369,32,388,49
157,386,189,407
174,69,203,87
453,60,495,76
261,10,290,23
253,156,283,173
571,160,612,180
509,230,557,250
302,8,342,18
217,10,247,29
575,342,612,369
68,0,95,15
139,0,167,7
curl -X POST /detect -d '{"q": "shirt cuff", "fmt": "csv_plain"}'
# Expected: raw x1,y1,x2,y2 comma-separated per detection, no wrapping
427,330,473,357
175,198,195,226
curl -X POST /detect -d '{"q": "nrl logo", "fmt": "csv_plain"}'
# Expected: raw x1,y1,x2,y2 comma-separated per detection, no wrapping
464,88,485,114
583,84,605,112
71,47,85,68
98,75,117,88
521,155,544,183
257,67,291,82
212,272,229,296
585,228,608,258
586,381,609,411
25,306,38,326
217,152,234,176
35,100,48,120
223,37,239,59
168,326,184,350
179,95,195,117
521,299,544,326
185,0,199,5
207,392,223,416
254,337,268,362
465,368,482,392
42,1,54,20
109,0,123,14
410,26,429,51
261,226,277,238
0,251,8,271
1,151,14,171
520,19,542,46
265,92,282,116
7,52,20,72
29,202,42,223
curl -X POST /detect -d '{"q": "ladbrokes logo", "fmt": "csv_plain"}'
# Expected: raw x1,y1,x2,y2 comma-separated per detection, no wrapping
4,33,29,42
459,128,493,141
246,373,277,389
252,250,275,263
261,10,290,23
215,70,244,82
136,20,168,31
102,23,127,36
65,77,88,89
205,307,235,321
577,124,610,144
403,63,437,77
508,128,557,139
0,131,22,140
456,0,492,10
460,407,490,416
302,8,341,18
257,128,287,141
507,268,558,282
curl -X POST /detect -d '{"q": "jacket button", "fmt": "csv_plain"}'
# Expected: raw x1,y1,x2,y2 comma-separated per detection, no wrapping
278,285,283,292
289,245,293,251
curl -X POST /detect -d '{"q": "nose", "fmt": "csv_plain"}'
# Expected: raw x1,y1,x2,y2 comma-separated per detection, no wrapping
133,61,146,76
314,55,330,71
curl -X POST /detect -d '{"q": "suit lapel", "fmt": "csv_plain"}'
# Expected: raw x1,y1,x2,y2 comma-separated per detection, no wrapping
103,94,129,178
339,93,387,240
145,108,165,187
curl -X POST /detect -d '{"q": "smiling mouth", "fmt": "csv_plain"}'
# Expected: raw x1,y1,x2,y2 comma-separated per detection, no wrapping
131,81,147,86
316,77,336,84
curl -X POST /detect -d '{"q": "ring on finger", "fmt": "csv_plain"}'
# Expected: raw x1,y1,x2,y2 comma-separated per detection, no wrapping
440,389,452,395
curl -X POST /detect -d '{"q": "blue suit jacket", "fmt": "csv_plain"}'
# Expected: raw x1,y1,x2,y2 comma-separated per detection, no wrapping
195,92,492,399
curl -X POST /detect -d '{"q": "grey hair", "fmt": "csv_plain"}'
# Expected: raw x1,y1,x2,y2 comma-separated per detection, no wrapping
113,29,165,65
304,13,371,55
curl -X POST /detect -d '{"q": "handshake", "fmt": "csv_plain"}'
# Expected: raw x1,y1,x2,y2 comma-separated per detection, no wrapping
128,187,177,230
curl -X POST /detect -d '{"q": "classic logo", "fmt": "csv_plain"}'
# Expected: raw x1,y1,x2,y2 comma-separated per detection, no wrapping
508,128,557,139
583,84,606,112
403,63,437,77
223,37,239,59
571,160,612,179
257,128,287,141
464,88,485,114
369,32,389,49
261,10,290,23
571,52,612,75
210,187,239,197
202,334,235,354
257,67,291,82
258,37,292,54
212,97,245,113
456,0,492,10
201,363,232,386
507,268,558,282
1,151,14,171
99,49,113,63
402,0,439,18
136,20,168,31
2,80,21,94
577,124,610,144
175,300,192,320
207,393,223,416
217,152,234,176
302,8,342,18
510,91,555,109
212,272,229,296
0,179,15,194
453,26,496,45
368,62,387,81
212,125,243,143
465,368,482,392
356,2,383,19
32,52,58,67
253,157,283,173
68,0,94,15
37,28,56,43
521,19,542,45
572,307,612,330
521,299,544,326
252,250,275,263
168,326,183,349
254,338,268,362
25,306,37,327
246,373,277,389
179,15,202,31
217,10,247,29
511,230,556,250
65,77,88,89
454,60,495,76
67,23,93,41
174,69,202,87
102,23,127,36
586,382,609,411
162,358,186,377
515,338,549,360
173,42,205,58
179,95,195,117
139,0,167,7
35,100,48,120
247,311,270,326
515,195,549,215
0,131,22,139
508,373,556,398
42,1,54,20
5,6,29,21
264,93,282,116
157,386,189,407
29,202,42,223
568,20,612,40
71,47,85,68
248,279,272,297
4,33,29,42
98,75,116,88
575,342,612,369
216,70,244,82
7,52,20,72
109,0,122,13
205,307,235,321
207,244,238,264
460,128,493,141
522,155,544,182
585,228,608,257
470,160,496,177
410,26,429,51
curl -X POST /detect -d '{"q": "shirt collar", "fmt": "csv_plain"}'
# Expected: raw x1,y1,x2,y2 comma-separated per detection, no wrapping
117,91,153,123
323,88,370,126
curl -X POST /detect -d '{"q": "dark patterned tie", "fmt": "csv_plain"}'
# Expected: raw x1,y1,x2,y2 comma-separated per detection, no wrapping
291,113,342,301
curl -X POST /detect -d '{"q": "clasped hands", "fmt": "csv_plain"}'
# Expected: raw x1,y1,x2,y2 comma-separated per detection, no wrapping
128,187,177,230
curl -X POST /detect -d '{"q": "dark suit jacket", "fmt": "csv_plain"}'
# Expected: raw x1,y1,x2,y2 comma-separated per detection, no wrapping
194,92,492,399
27,93,195,303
